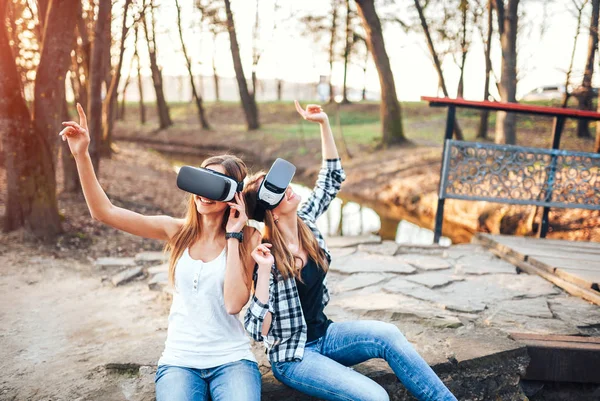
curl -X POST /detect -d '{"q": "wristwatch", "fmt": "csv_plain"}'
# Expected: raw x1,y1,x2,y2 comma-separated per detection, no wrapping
225,231,244,242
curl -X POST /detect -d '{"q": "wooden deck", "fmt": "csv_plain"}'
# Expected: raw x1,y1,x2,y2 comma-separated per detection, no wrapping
473,234,600,306
475,234,600,383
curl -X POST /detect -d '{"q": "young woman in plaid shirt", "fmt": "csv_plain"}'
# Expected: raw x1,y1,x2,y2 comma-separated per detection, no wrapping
242,101,457,401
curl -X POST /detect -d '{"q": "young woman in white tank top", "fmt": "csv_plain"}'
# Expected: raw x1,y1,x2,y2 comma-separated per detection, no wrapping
60,104,262,401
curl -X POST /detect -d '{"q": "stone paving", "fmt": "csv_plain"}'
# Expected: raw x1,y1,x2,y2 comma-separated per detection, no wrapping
98,238,600,400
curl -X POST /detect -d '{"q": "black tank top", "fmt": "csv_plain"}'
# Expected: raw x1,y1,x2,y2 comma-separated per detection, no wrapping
296,258,332,343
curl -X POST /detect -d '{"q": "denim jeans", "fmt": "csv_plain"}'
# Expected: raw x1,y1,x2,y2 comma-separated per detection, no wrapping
271,320,457,401
155,359,261,401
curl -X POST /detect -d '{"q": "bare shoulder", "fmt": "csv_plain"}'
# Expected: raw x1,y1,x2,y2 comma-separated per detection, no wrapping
164,217,185,239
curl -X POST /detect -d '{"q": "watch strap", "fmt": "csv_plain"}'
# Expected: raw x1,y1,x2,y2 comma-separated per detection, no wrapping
225,231,244,242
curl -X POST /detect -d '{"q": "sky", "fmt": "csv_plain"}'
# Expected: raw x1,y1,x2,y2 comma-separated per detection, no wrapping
119,0,595,102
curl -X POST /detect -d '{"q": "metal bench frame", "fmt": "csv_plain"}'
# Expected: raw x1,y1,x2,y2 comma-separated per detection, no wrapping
422,97,600,244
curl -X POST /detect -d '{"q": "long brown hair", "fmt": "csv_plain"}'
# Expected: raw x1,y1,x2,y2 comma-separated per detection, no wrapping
165,155,252,287
243,173,329,280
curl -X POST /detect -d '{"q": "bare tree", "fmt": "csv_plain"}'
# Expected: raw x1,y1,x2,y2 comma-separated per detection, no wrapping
1,0,78,239
224,0,260,130
88,0,111,171
342,0,354,104
414,0,464,139
196,1,227,103
251,0,261,98
355,0,407,145
477,0,494,139
64,1,94,193
576,0,599,138
562,0,588,108
143,0,173,130
103,0,134,156
494,0,520,145
176,0,210,129
596,95,600,151
329,0,341,102
134,22,146,124
118,53,136,121
456,0,470,98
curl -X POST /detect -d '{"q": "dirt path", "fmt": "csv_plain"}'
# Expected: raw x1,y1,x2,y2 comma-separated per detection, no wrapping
0,245,166,401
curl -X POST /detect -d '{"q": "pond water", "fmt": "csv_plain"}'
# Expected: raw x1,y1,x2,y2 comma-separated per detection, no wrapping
290,183,452,246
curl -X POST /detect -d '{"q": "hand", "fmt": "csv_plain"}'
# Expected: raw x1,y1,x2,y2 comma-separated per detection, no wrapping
226,192,248,233
59,103,90,158
295,100,328,124
251,243,274,268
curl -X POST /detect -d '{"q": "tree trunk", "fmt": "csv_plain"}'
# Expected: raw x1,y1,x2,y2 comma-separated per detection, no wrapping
37,0,50,32
118,54,135,122
134,24,146,124
277,79,283,101
143,0,173,130
33,0,78,168
212,32,221,102
414,0,464,139
576,0,599,138
342,0,352,104
224,0,260,130
73,1,91,112
251,0,260,98
175,0,210,129
477,0,494,139
596,93,600,152
362,44,369,100
61,88,80,193
88,0,111,172
355,0,407,145
561,0,586,109
329,0,339,103
102,0,132,156
456,0,468,98
0,2,62,239
495,0,519,145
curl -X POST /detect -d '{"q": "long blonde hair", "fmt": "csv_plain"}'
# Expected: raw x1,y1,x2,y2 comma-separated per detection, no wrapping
243,173,329,280
165,155,252,287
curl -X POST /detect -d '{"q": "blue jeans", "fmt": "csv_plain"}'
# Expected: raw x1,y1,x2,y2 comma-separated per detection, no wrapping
271,321,457,401
155,359,261,401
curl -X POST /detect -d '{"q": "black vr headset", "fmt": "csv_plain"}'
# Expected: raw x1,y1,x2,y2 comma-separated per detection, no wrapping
176,166,244,202
253,158,296,222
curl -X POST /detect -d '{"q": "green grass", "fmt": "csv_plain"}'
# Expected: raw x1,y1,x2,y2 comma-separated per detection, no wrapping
117,100,599,152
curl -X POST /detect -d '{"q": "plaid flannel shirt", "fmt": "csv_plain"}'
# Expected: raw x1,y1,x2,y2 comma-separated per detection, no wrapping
244,158,346,363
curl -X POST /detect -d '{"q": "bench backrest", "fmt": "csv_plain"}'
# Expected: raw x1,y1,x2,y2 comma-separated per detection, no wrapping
440,140,600,211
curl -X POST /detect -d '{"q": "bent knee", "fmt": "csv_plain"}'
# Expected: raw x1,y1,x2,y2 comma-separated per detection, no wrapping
371,322,404,343
366,384,390,401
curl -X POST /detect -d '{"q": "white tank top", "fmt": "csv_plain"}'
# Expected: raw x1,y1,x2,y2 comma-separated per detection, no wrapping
158,247,256,369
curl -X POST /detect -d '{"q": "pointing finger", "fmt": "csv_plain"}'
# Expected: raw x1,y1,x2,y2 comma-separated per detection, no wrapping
76,103,88,127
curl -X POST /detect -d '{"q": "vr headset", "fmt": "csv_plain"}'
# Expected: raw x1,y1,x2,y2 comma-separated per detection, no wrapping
176,166,244,202
254,158,296,222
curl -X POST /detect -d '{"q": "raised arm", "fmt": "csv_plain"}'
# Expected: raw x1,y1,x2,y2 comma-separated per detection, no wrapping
60,104,182,241
294,100,339,159
295,101,346,222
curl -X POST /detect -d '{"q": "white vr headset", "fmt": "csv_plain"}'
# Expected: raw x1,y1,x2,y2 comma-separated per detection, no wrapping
176,166,243,202
254,158,296,222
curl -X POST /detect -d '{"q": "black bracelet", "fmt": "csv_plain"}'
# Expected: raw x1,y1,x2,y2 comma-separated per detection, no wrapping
225,231,244,242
